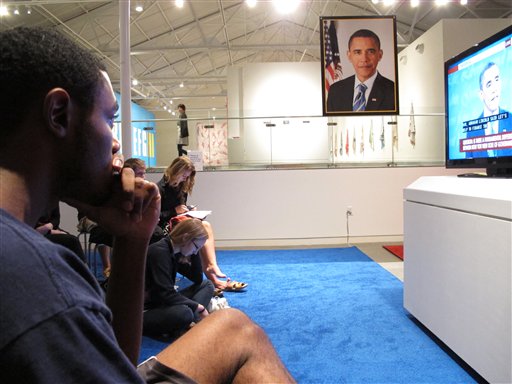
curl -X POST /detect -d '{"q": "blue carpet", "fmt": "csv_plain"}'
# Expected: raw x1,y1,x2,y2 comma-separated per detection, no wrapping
140,247,475,383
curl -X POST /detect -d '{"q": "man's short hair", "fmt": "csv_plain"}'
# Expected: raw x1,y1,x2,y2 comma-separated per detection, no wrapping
177,103,186,111
348,29,381,50
479,62,498,90
0,27,106,137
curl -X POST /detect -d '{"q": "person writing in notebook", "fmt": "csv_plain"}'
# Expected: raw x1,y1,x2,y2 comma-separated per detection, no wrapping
327,28,396,113
157,157,248,292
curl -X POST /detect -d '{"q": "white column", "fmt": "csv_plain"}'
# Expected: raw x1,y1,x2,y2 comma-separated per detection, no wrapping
119,0,132,158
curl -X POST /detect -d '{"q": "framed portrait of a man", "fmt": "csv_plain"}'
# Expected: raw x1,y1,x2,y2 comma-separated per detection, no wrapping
321,15,399,116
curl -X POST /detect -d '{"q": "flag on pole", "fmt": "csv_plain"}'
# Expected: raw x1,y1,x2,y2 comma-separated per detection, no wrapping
352,127,356,154
360,125,365,154
408,102,416,147
339,127,343,157
345,128,349,155
392,116,399,151
369,120,374,151
380,117,385,149
324,20,342,95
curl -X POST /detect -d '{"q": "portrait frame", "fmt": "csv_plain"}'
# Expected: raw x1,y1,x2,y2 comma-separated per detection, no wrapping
321,15,399,116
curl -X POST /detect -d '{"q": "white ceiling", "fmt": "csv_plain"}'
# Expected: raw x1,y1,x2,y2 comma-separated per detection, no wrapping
1,0,511,118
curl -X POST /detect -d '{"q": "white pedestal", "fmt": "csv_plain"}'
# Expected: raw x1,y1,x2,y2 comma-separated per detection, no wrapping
403,176,512,383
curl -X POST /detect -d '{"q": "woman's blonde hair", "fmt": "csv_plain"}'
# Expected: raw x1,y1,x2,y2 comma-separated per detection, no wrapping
169,218,208,246
163,156,196,193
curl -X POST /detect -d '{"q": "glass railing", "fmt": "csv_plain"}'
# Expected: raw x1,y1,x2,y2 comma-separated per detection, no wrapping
122,113,445,171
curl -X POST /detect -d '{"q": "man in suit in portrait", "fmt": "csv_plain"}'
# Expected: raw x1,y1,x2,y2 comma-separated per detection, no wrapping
327,29,396,113
466,62,512,157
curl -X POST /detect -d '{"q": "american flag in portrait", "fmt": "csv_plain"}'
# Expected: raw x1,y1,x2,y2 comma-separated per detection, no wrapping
324,20,342,96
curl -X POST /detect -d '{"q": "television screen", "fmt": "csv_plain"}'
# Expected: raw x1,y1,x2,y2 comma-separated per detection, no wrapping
445,25,512,177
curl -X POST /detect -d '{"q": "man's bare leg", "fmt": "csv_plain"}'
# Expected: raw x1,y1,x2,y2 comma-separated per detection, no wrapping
156,309,295,383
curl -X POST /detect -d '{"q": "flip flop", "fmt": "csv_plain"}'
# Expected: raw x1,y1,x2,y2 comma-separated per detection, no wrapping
224,281,248,292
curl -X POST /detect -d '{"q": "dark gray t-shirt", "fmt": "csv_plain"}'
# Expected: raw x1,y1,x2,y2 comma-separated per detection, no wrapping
0,209,144,383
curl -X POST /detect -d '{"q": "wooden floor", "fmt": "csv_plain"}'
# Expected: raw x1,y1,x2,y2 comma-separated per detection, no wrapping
355,242,404,281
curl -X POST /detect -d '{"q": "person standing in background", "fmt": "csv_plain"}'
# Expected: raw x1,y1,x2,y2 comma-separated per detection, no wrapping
177,103,189,156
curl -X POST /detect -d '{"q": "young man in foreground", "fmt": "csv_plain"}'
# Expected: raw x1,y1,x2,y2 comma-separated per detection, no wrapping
0,26,294,383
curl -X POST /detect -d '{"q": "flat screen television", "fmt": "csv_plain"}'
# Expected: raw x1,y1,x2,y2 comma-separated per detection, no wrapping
445,24,512,177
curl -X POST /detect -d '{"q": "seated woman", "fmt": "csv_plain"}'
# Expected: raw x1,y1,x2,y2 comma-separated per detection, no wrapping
143,218,214,339
36,206,86,263
157,156,247,291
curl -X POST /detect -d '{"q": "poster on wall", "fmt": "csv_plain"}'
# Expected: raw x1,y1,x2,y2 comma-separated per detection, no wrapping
196,122,228,166
321,15,399,116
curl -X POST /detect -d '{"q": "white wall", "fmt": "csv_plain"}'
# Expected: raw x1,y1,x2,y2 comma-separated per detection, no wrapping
59,166,460,247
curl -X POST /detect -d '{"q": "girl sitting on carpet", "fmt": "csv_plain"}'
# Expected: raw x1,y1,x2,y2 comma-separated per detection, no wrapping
157,156,247,292
143,218,214,339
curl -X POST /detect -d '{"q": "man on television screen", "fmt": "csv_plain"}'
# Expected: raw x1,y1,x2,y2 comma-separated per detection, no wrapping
327,29,396,113
466,62,512,157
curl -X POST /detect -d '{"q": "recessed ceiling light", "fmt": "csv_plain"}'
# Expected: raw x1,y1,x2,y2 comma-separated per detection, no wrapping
0,6,9,16
246,0,257,7
273,0,300,14
132,79,139,86
176,0,184,8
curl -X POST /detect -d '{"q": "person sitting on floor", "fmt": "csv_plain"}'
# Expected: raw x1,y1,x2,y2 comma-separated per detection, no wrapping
144,218,214,339
36,206,87,263
158,156,247,292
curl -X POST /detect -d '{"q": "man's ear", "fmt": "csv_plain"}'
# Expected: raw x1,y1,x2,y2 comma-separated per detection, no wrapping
43,88,71,138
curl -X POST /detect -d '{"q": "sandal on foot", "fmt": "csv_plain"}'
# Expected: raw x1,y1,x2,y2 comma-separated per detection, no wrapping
224,281,248,292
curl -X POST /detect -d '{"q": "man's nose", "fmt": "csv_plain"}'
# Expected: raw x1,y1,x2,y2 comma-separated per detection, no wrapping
112,138,121,154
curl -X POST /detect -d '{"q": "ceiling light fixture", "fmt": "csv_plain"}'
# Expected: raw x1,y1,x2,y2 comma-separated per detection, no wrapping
383,0,395,6
371,0,379,4
411,0,419,7
246,0,257,7
14,8,19,15
135,4,143,12
460,0,468,4
132,79,139,86
176,0,184,8
0,6,9,16
26,6,31,14
179,82,184,88
435,0,449,5
273,0,300,14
